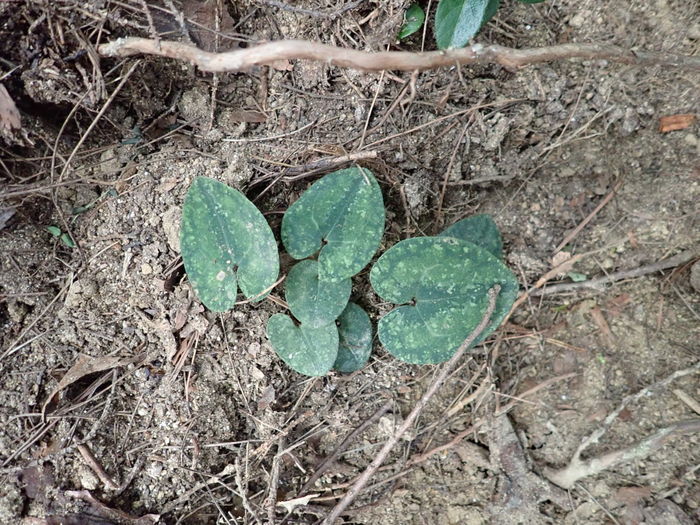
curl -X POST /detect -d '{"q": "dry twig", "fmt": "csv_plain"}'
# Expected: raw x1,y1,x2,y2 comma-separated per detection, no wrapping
323,285,501,524
553,180,623,254
530,247,700,297
544,361,700,489
299,400,393,495
98,38,700,72
545,419,700,489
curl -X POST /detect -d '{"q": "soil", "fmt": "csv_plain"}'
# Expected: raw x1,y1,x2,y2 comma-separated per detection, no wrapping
1,1,699,524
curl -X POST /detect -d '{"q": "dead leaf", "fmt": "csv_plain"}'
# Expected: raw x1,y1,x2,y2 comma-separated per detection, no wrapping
257,384,276,411
590,305,615,348
276,493,319,513
226,109,267,123
270,59,294,72
182,0,236,51
658,113,696,133
0,83,21,132
42,353,144,417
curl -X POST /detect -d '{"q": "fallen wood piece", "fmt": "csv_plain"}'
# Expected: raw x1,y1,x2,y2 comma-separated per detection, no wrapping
658,113,696,133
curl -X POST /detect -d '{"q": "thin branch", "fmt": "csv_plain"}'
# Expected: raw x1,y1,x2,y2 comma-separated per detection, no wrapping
530,247,700,296
553,180,623,254
544,419,700,489
282,150,378,181
298,399,393,495
322,285,501,524
98,38,700,73
260,0,365,20
544,361,700,489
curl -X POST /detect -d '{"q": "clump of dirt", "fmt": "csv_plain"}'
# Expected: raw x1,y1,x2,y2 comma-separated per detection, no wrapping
1,0,699,524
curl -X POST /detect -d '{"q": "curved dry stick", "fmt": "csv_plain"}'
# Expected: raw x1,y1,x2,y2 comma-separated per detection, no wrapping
98,38,700,72
544,419,700,489
322,285,501,524
544,361,700,489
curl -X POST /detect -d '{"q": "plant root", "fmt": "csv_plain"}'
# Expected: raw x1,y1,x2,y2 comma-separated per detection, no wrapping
98,38,700,73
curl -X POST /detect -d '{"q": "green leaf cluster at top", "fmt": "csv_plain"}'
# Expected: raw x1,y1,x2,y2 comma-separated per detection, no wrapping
400,0,544,49
179,169,519,377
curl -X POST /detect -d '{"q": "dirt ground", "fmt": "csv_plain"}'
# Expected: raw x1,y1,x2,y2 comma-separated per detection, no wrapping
1,0,699,524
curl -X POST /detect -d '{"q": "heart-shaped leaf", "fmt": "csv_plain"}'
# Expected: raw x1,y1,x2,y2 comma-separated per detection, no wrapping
267,314,339,376
285,259,351,328
180,176,279,312
334,302,373,373
399,4,426,40
439,214,503,259
370,237,518,364
435,0,500,49
281,167,385,282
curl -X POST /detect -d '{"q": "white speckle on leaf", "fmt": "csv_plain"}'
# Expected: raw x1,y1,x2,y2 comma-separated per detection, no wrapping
216,270,226,281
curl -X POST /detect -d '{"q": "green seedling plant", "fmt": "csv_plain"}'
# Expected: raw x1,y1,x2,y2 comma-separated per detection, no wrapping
429,0,545,49
398,4,426,40
45,225,75,248
180,169,518,377
271,167,384,375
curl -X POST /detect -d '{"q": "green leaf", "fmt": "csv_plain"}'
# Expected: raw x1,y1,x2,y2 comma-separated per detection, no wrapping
59,233,75,248
285,259,351,328
399,4,426,39
567,271,588,282
370,236,518,364
334,302,373,373
45,226,61,237
281,167,385,282
267,314,339,376
180,176,279,312
439,214,503,259
435,0,500,49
